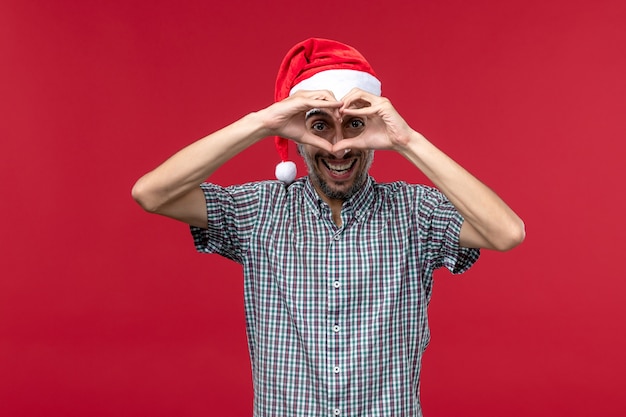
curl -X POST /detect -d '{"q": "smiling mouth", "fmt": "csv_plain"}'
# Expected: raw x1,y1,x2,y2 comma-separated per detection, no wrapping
322,158,356,175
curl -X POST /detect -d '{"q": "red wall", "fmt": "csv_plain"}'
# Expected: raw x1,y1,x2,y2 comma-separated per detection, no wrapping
2,0,625,416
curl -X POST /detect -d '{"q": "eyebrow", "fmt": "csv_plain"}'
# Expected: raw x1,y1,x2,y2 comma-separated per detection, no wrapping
305,108,331,120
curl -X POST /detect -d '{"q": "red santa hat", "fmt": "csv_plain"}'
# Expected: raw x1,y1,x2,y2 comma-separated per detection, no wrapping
273,38,381,184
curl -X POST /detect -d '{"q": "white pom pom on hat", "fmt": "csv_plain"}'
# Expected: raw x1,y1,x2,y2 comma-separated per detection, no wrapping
273,38,381,184
275,161,297,184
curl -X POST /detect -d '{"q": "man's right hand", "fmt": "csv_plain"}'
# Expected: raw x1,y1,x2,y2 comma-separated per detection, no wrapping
258,90,344,152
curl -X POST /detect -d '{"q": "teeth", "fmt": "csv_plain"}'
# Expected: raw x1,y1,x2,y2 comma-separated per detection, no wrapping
323,159,355,172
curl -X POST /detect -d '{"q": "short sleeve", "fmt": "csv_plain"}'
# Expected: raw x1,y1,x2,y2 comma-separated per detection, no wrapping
190,182,260,264
416,186,480,275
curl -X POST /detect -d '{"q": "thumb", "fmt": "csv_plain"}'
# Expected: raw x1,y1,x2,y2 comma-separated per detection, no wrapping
298,132,334,153
331,138,362,153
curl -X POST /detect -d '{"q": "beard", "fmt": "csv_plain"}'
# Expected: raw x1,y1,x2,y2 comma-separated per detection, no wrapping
299,144,374,201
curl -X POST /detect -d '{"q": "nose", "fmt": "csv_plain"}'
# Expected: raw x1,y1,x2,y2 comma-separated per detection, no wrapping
330,148,352,160
328,126,346,158
330,121,344,145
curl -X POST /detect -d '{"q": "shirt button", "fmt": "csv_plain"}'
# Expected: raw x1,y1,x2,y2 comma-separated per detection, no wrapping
333,234,341,240
333,281,341,289
333,366,341,374
334,409,341,416
333,325,341,333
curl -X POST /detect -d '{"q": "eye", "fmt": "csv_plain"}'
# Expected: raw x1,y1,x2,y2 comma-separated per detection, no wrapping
347,118,365,129
311,121,327,131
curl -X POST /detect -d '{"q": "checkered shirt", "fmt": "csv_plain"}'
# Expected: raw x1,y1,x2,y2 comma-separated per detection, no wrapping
191,176,480,417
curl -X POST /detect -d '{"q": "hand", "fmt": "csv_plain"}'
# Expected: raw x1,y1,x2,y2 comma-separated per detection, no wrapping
259,90,344,153
331,88,415,153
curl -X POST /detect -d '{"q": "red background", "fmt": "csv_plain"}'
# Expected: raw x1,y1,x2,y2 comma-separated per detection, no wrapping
2,0,625,416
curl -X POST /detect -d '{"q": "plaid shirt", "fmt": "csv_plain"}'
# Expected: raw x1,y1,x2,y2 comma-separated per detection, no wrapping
191,176,479,417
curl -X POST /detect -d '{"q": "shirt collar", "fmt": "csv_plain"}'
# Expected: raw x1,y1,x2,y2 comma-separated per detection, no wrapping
302,176,376,219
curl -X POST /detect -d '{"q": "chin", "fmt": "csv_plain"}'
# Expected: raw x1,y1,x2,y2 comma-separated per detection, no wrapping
303,149,374,201
315,174,363,201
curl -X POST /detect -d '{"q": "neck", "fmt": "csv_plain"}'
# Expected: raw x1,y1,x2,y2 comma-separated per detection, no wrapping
313,184,344,227
327,198,343,227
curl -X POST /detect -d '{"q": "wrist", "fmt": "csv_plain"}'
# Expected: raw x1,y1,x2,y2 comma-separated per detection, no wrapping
241,111,274,142
396,130,426,157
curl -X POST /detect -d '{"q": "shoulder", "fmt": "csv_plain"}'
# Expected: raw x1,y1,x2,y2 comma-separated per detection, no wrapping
372,180,444,205
200,179,292,194
200,178,308,205
369,180,457,223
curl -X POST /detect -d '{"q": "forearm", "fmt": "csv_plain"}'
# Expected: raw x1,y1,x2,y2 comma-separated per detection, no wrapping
132,111,268,212
399,131,525,250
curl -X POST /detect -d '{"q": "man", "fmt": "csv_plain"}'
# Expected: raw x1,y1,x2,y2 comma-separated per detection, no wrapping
132,38,524,417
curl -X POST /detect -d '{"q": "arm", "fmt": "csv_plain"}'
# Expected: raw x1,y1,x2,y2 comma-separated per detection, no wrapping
131,91,342,228
131,113,268,228
397,132,525,251
333,89,525,251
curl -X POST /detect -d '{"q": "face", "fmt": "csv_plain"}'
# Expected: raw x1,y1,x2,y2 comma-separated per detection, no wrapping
299,108,374,203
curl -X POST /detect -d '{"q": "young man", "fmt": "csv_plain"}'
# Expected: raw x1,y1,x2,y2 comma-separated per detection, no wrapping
132,38,524,417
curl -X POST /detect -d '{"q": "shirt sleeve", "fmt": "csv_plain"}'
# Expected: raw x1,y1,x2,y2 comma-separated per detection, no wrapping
416,186,480,275
189,182,260,264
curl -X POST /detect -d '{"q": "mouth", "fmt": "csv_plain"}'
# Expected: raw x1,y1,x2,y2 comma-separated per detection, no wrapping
321,158,357,179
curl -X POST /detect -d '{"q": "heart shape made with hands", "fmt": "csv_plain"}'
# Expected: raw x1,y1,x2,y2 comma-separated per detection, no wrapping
302,99,382,155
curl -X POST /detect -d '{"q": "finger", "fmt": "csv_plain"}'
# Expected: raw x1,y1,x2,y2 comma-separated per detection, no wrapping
297,99,344,117
331,137,367,153
341,105,379,117
314,89,339,101
341,87,375,101
292,89,342,104
340,88,378,109
306,98,344,109
297,132,334,153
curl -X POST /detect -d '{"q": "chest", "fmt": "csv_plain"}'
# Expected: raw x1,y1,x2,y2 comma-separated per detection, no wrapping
248,207,421,313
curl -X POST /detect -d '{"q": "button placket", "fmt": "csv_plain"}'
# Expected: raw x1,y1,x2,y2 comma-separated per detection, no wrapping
326,223,347,417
